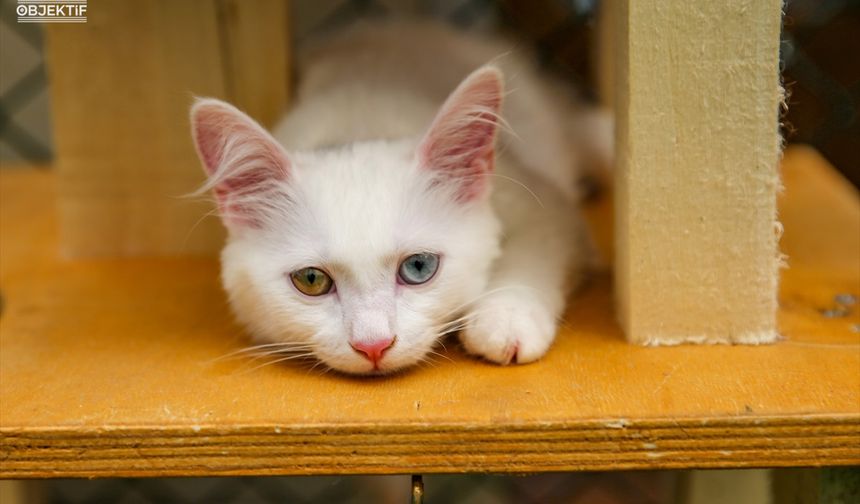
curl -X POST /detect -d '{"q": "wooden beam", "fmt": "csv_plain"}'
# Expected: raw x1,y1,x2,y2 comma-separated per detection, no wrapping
613,0,784,345
45,0,290,257
679,470,771,504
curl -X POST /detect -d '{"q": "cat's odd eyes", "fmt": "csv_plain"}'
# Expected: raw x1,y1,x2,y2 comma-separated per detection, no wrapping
290,267,333,296
289,253,440,297
398,253,440,285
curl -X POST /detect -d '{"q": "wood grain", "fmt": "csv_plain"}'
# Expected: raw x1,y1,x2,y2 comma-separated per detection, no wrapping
44,0,290,257
613,0,784,345
217,0,291,129
1,146,858,477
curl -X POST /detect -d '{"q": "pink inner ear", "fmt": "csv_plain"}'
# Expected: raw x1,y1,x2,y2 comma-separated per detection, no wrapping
419,66,503,201
191,99,290,228
192,107,230,177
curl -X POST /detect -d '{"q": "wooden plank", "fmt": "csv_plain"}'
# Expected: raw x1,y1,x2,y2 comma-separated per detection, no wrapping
0,146,858,477
0,482,25,504
613,0,784,345
678,470,771,504
0,482,43,504
217,0,291,129
44,0,290,257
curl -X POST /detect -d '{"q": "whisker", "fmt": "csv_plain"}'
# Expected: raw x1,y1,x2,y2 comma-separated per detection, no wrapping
416,355,439,369
427,350,453,363
179,206,222,254
241,348,317,363
235,352,317,375
307,359,331,377
208,342,316,364
435,305,516,333
243,346,314,356
489,173,544,208
437,285,542,321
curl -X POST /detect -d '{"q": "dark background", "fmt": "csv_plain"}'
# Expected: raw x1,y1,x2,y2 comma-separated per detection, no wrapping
498,0,860,187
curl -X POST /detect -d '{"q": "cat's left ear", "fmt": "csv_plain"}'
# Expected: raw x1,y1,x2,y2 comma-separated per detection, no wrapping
418,65,503,202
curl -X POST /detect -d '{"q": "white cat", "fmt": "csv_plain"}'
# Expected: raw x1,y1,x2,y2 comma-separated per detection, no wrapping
191,20,610,375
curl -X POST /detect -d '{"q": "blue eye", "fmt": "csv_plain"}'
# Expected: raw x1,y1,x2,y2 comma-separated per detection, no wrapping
398,253,440,285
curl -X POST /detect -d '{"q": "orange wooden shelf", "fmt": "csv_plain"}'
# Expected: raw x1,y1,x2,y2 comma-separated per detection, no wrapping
1,146,858,478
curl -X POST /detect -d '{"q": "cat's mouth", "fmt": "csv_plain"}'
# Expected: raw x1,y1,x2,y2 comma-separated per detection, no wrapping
328,361,407,378
364,359,402,376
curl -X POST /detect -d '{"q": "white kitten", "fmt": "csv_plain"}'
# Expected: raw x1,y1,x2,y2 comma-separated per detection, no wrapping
191,20,608,375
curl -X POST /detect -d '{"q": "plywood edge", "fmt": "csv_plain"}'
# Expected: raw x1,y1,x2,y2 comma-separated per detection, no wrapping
3,415,858,477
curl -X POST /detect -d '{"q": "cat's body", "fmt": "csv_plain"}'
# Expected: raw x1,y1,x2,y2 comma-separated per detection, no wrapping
192,20,609,375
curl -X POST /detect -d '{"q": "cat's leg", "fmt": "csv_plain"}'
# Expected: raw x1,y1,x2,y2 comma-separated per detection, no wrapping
461,188,593,364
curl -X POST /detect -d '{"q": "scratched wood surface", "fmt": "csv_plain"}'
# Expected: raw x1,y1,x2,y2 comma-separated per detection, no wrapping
0,146,858,477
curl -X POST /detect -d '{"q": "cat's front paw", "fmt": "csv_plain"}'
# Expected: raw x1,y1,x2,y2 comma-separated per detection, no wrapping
461,294,558,365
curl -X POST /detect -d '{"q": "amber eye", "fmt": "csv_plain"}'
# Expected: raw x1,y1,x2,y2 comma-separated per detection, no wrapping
290,267,333,296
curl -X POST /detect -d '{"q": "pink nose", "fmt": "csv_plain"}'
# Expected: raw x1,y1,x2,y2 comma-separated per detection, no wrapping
349,337,395,364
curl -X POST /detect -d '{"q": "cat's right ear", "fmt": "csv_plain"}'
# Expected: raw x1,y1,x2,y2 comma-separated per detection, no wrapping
190,98,290,229
418,65,504,202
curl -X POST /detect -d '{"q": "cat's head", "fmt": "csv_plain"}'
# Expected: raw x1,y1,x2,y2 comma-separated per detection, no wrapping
191,66,503,375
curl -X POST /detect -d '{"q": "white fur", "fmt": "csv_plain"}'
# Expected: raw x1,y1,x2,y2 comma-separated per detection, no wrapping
194,20,606,375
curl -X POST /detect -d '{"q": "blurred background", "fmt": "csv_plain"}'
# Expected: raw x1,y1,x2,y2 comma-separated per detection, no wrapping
0,0,856,502
2,0,858,186
9,473,680,504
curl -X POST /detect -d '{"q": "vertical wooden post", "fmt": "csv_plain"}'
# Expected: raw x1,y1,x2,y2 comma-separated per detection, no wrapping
46,0,290,256
593,0,616,108
613,0,783,344
218,0,291,129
